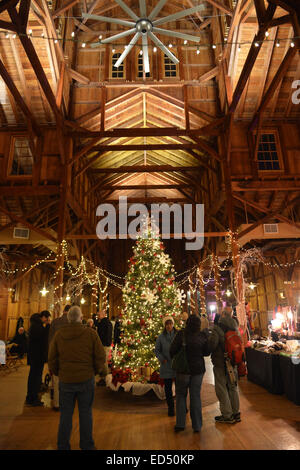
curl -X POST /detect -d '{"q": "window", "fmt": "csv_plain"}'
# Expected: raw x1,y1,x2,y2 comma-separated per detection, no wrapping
257,133,281,171
137,54,150,78
112,53,124,78
10,137,33,176
164,54,177,77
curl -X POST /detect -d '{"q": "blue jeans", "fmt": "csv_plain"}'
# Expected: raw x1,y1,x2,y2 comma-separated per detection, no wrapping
58,377,95,450
175,373,204,431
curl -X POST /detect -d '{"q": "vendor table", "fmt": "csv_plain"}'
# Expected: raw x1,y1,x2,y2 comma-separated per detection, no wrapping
245,347,284,395
279,355,300,406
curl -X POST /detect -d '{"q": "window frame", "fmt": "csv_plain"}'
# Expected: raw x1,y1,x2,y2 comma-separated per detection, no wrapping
254,129,284,174
110,50,126,80
163,51,178,79
136,50,152,80
7,134,34,179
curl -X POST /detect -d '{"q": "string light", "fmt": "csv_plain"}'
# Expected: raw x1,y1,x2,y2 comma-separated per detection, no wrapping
40,285,49,297
0,29,298,52
196,47,200,54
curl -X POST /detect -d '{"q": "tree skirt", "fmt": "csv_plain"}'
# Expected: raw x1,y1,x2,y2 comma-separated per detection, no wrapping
105,374,168,400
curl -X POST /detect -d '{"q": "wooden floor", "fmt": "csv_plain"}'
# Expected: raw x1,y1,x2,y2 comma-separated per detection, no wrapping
0,359,300,450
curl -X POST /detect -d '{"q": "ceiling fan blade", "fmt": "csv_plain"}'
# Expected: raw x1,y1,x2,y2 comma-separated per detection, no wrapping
153,27,200,42
99,28,137,44
153,5,205,26
82,13,135,27
139,0,147,17
149,32,179,64
114,32,141,68
148,0,167,21
142,34,150,74
114,0,139,21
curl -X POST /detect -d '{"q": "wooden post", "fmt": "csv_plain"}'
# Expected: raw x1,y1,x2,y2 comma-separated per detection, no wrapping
101,86,106,132
184,85,190,131
54,136,73,317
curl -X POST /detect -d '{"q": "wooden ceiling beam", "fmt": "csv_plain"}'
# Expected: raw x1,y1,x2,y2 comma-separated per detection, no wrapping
0,19,18,31
72,125,221,138
204,0,233,15
268,14,291,26
8,7,62,123
229,2,277,114
190,136,223,162
97,184,193,191
66,232,229,240
232,180,300,191
0,0,18,14
19,0,31,28
249,45,298,131
0,185,59,195
233,194,300,230
52,0,81,18
0,204,57,241
74,151,105,178
90,165,201,174
0,55,41,136
85,144,207,153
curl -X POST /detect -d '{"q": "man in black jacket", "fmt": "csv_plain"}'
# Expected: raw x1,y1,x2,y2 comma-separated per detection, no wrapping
96,310,112,386
25,313,49,406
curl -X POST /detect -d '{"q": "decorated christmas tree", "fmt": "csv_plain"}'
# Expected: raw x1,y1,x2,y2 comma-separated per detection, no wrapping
112,221,185,383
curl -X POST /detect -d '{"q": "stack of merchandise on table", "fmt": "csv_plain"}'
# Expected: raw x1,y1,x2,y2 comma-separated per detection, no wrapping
248,335,300,358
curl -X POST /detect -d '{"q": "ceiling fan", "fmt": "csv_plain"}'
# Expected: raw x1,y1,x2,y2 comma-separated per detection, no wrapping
82,0,205,74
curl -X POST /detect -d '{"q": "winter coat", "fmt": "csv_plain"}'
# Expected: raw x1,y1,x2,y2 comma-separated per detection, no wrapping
208,315,240,368
48,323,106,383
27,314,48,365
48,313,69,344
170,328,210,376
97,317,113,347
9,331,28,355
155,329,177,379
113,319,121,345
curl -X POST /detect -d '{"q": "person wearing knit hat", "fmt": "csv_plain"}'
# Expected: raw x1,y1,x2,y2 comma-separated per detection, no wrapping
155,316,177,416
162,316,175,326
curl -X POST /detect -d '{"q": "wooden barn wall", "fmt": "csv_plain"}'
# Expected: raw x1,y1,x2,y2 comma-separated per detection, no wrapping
229,122,300,177
0,268,52,340
246,263,300,335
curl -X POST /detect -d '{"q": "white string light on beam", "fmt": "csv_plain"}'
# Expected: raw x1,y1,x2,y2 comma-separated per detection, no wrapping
0,30,298,51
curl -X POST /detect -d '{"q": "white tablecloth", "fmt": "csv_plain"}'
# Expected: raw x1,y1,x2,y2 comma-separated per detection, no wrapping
105,374,166,400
